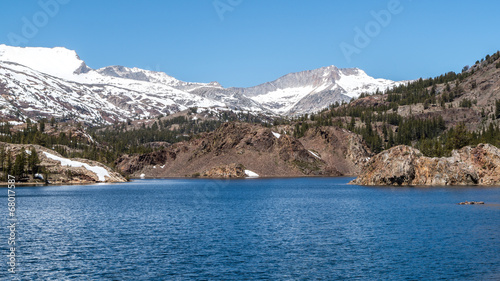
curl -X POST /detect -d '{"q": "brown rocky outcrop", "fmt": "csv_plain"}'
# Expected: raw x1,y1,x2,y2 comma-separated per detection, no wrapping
201,163,246,178
299,126,373,176
115,122,373,178
116,149,177,175
351,144,500,186
348,95,387,108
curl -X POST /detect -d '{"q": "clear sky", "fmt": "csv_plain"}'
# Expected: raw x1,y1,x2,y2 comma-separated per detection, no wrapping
1,0,499,87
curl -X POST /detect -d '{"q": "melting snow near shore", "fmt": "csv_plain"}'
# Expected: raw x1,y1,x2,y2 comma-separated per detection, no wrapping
245,170,259,178
43,152,110,181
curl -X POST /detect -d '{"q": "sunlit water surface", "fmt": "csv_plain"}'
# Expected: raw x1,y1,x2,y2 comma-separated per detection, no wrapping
1,178,500,280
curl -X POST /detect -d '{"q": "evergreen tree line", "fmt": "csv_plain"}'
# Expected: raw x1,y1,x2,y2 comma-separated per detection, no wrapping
0,146,41,181
0,109,282,168
416,122,500,157
360,50,500,107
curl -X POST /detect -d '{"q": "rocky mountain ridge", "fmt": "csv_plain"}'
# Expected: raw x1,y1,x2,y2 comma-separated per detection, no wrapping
0,45,404,124
115,122,373,178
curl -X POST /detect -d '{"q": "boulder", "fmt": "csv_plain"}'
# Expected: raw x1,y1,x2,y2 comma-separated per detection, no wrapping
201,163,246,178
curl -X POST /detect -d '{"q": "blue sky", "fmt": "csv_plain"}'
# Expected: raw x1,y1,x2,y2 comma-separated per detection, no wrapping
1,0,499,87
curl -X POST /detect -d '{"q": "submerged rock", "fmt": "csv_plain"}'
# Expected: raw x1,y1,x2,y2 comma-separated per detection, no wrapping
351,144,500,186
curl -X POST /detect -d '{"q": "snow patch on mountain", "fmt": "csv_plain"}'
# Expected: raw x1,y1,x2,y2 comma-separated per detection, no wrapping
251,85,315,115
0,44,86,80
337,68,398,98
308,150,321,159
43,152,110,181
245,170,259,178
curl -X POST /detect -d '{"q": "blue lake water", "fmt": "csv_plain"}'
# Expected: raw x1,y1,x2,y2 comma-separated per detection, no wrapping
1,177,500,280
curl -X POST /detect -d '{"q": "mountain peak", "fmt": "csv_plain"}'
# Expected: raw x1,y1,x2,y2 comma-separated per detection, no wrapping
321,65,340,71
208,81,222,87
0,45,86,79
96,65,185,86
97,65,151,82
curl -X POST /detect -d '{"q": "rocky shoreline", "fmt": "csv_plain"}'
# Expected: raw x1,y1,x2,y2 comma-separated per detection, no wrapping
351,144,500,186
0,142,127,185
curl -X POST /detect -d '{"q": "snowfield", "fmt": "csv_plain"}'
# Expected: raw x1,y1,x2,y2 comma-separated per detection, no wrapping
0,45,85,80
245,170,259,178
43,152,110,182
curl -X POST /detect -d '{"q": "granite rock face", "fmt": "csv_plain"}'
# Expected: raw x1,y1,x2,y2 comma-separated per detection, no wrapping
299,126,373,176
351,144,500,186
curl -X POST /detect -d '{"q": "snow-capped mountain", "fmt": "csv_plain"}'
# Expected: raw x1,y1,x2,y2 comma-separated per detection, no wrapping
0,45,226,123
237,65,400,115
0,45,405,124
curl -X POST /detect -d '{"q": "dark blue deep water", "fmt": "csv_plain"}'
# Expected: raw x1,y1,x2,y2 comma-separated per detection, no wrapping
1,178,500,280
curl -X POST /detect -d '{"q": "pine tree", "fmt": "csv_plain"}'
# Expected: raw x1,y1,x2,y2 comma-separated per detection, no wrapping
13,149,26,179
445,123,471,151
348,117,355,131
294,123,300,138
39,119,46,132
387,128,394,149
5,151,12,180
28,147,40,175
0,145,5,173
495,100,500,119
